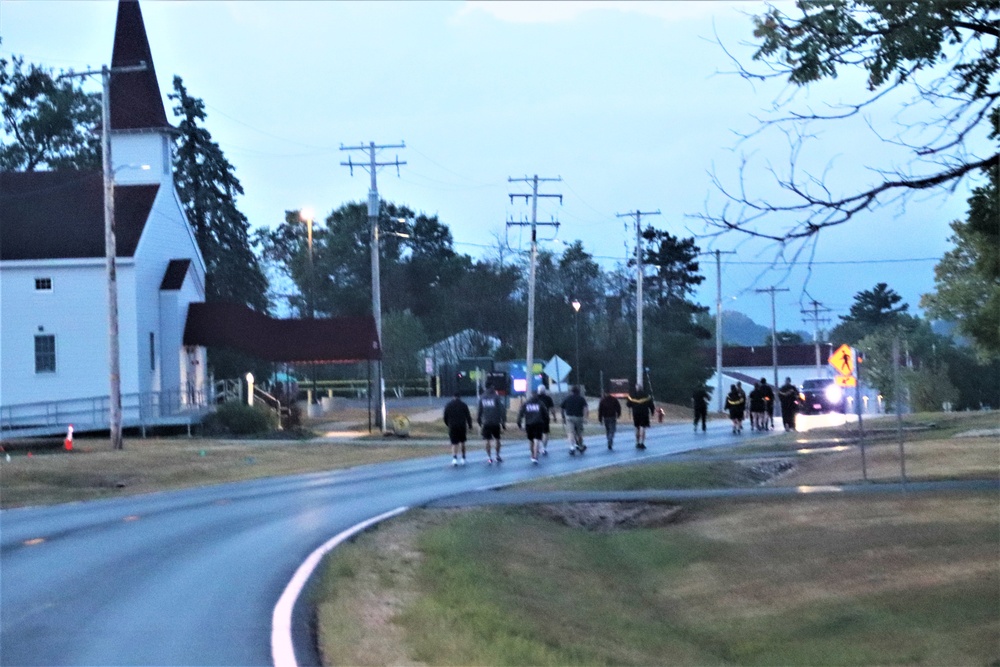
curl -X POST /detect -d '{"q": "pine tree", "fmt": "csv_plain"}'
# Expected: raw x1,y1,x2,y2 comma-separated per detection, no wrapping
169,76,269,378
169,76,267,311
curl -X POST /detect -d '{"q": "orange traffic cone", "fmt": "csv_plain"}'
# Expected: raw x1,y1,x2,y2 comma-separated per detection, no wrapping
64,424,74,451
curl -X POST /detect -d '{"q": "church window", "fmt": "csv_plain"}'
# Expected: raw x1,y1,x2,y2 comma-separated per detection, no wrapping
34,334,56,373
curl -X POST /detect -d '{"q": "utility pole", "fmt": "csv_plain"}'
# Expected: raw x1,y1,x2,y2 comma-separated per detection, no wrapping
62,62,147,451
712,250,736,412
507,175,561,394
616,209,660,389
755,287,790,390
340,141,406,432
801,299,832,375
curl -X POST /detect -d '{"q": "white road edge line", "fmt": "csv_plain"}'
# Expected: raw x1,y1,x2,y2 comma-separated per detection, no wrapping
271,505,410,667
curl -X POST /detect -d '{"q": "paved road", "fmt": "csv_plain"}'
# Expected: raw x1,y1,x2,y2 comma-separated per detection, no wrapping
8,418,989,666
1,420,741,666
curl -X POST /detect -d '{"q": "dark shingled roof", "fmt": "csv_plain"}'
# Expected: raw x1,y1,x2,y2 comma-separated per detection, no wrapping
0,171,158,261
110,0,171,131
183,302,382,363
160,259,191,290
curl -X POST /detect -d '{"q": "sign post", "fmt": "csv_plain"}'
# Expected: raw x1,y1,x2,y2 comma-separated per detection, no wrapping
829,344,866,481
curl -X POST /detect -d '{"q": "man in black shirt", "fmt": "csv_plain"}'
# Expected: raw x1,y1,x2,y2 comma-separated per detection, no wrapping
692,386,710,432
443,392,473,466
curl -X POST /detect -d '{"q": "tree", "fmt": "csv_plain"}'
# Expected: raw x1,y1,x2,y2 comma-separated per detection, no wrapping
921,156,1000,360
170,76,269,378
381,310,428,389
170,76,267,310
703,0,999,242
831,282,909,343
0,51,100,171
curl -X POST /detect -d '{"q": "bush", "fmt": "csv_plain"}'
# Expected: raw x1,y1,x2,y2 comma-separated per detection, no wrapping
209,402,279,435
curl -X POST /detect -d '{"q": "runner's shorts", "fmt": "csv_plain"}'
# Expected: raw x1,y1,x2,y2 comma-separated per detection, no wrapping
525,424,544,441
481,423,501,440
449,427,468,445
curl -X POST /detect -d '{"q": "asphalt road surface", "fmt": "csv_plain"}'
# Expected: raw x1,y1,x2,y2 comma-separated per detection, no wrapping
0,417,888,666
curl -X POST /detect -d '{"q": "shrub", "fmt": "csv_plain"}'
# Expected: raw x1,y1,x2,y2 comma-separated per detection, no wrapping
210,402,278,435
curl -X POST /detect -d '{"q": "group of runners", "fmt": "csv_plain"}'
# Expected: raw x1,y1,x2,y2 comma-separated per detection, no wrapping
724,377,800,434
442,383,658,466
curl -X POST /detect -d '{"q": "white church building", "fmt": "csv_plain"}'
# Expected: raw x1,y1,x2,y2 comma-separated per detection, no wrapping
0,1,208,437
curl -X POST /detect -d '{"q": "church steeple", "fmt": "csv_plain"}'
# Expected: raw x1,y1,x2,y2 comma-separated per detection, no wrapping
109,0,171,131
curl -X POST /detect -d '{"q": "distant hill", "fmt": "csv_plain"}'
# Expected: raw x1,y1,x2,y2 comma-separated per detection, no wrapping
719,311,810,346
717,311,769,346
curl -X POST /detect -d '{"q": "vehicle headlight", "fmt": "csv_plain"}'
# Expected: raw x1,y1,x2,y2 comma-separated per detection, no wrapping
825,384,843,402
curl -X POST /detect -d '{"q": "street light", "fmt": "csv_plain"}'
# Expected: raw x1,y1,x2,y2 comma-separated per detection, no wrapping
571,298,581,388
299,208,317,411
299,208,314,318
61,61,148,451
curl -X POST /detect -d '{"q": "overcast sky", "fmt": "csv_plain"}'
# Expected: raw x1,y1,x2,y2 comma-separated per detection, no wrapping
2,0,982,335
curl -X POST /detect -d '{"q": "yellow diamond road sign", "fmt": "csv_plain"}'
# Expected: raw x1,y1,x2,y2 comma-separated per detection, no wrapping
829,344,854,376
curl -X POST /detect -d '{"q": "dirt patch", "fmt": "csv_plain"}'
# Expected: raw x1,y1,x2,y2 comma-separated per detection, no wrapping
534,501,684,531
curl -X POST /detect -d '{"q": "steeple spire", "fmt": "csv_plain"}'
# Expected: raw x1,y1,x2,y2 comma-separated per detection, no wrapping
110,0,171,131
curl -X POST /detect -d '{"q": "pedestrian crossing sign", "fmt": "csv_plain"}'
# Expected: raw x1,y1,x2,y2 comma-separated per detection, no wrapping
834,375,856,387
829,344,854,376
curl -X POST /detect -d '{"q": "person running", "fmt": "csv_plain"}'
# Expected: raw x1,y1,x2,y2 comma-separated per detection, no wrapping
760,378,775,430
597,390,621,450
560,385,589,455
726,384,746,434
692,385,710,432
735,381,747,432
443,392,473,466
626,383,655,449
517,389,549,464
778,377,799,432
477,384,506,464
536,385,556,456
749,381,765,431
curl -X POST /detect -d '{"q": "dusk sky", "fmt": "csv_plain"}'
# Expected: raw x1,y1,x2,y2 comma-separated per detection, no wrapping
2,1,983,335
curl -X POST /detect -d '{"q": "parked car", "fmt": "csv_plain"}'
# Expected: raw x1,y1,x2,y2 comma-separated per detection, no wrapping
799,378,846,414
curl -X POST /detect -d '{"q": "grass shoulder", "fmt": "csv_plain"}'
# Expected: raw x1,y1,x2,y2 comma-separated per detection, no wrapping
314,410,1000,666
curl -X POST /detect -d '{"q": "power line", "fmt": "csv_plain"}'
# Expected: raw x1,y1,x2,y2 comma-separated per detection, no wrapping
507,175,562,393
616,209,661,389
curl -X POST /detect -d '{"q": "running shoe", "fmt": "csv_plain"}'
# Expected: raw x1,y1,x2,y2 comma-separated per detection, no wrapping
460,458,467,465
495,455,503,463
452,457,458,467
486,458,493,465
531,457,538,464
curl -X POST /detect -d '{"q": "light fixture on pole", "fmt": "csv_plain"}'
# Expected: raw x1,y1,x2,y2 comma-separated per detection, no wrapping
299,208,317,411
299,209,315,319
339,141,406,433
61,61,148,451
615,208,660,389
571,298,581,388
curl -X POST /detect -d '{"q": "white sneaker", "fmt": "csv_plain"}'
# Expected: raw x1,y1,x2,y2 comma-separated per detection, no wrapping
452,457,458,467
531,457,538,464
460,458,466,466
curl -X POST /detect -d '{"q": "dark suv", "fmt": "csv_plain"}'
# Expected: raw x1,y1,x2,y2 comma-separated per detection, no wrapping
799,378,846,415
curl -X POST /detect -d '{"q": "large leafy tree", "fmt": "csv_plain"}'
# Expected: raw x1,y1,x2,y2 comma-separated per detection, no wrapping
170,76,269,377
704,0,999,242
921,156,1000,360
0,52,100,171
